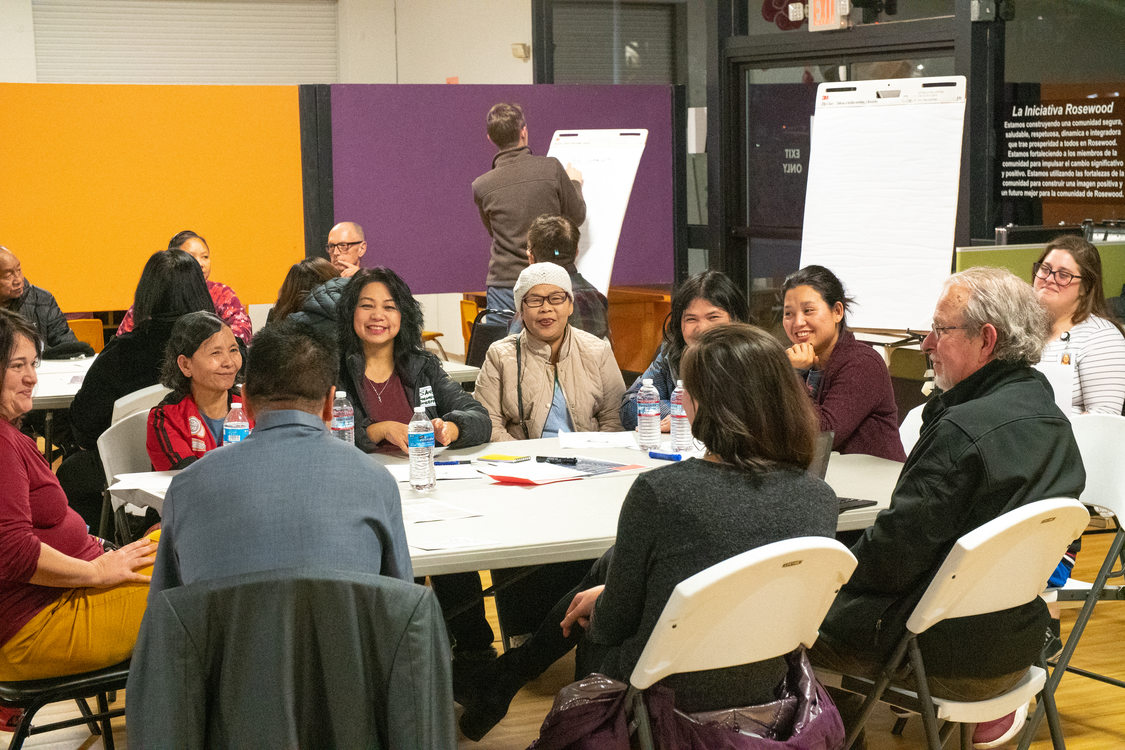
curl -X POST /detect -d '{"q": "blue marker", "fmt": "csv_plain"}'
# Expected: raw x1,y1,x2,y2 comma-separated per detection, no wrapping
434,459,473,466
648,451,682,461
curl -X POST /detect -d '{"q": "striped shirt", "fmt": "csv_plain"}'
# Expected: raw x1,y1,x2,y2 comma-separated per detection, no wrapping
1041,315,1125,414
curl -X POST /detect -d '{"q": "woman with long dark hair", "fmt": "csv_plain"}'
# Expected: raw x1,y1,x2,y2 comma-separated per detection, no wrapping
71,250,215,451
61,250,216,526
268,257,340,323
336,267,489,453
781,265,905,461
1033,235,1125,414
457,324,839,740
619,269,749,430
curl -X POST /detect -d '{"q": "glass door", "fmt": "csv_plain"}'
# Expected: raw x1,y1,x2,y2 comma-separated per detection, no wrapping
734,55,954,332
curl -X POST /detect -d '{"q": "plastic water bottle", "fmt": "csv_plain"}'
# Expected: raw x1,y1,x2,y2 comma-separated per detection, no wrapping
407,406,436,492
222,400,250,445
637,378,661,450
331,390,355,445
670,380,693,452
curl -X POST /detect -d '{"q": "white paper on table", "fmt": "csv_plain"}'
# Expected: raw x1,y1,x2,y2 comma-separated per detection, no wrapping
557,431,639,449
385,464,484,483
401,500,482,524
477,460,587,485
408,535,498,552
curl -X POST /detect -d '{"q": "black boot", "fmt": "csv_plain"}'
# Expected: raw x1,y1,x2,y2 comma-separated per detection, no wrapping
458,610,581,740
457,655,528,741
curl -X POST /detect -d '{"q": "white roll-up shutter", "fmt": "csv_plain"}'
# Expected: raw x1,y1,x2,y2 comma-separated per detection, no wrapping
32,0,338,84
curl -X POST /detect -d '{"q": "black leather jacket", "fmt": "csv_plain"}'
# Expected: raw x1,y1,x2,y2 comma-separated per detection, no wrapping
821,360,1086,678
341,348,490,453
7,280,77,347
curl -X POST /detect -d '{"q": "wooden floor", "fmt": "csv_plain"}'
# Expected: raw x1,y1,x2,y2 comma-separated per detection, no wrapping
15,532,1125,749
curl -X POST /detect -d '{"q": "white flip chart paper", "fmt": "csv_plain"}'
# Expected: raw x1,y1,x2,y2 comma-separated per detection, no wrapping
801,77,966,330
547,129,648,294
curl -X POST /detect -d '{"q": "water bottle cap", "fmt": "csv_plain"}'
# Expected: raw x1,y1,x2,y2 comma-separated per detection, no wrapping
415,406,426,412
231,399,241,406
336,390,347,399
642,378,653,386
676,380,683,387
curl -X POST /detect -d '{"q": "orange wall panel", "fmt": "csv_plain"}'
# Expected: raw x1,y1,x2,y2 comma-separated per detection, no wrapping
0,83,304,312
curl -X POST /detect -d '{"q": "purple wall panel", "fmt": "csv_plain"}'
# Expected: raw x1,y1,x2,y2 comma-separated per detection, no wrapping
330,84,673,294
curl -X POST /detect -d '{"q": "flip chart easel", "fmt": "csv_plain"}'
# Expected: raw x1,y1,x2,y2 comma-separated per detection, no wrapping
547,129,648,294
800,77,967,330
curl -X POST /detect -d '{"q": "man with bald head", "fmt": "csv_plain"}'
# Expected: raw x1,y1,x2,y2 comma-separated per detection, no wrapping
325,221,367,278
0,246,77,347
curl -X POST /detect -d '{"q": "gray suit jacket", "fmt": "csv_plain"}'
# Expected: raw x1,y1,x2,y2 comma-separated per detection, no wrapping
127,568,455,749
149,408,412,593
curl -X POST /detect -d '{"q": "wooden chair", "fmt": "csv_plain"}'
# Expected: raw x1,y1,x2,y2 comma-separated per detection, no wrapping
460,298,479,352
66,318,104,353
421,330,448,360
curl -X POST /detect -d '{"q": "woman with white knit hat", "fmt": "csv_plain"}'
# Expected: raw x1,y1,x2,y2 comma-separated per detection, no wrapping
473,262,625,440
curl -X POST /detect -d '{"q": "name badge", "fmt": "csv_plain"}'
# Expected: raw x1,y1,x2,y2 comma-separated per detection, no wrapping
418,385,437,408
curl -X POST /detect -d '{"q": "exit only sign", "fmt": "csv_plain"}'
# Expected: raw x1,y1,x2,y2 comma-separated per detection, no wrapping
809,0,849,31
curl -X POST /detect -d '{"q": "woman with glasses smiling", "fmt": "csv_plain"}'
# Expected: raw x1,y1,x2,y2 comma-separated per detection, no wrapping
455,264,624,677
473,262,625,440
1033,235,1125,414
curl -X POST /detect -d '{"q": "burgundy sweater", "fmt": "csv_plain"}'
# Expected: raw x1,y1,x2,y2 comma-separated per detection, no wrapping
811,329,907,462
0,421,103,645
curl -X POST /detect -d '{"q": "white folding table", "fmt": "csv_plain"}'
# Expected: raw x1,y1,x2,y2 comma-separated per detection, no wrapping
109,437,903,577
31,356,94,463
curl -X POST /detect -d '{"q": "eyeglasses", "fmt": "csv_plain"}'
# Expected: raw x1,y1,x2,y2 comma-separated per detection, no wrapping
1032,262,1082,287
522,292,570,308
326,240,364,255
929,324,971,341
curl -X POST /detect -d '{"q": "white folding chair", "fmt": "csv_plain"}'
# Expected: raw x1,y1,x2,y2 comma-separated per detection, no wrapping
110,384,170,425
96,410,155,542
899,402,926,455
837,498,1090,750
627,537,858,750
1020,415,1125,748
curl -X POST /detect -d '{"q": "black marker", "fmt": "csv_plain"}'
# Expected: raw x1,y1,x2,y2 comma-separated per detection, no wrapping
536,456,578,465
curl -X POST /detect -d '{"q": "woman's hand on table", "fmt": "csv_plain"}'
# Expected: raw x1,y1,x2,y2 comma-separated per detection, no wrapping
561,585,605,637
90,537,157,587
786,343,818,370
368,421,410,452
432,418,459,446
